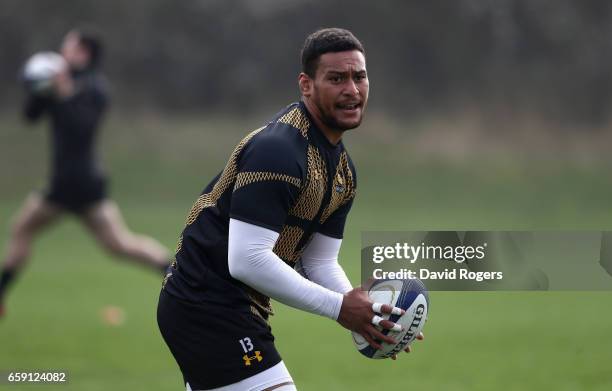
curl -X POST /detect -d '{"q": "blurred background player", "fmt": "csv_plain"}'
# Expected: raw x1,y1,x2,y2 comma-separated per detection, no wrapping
0,28,171,318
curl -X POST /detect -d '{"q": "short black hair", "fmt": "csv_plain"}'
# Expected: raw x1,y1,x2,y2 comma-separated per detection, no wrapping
301,28,364,78
73,27,104,69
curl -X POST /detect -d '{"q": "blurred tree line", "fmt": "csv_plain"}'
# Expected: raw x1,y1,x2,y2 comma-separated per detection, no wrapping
2,0,612,125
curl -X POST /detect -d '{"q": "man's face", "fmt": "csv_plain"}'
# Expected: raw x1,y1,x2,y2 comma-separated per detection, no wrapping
60,32,90,70
302,50,369,132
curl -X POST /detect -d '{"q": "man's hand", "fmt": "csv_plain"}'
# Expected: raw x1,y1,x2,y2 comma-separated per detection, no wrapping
390,332,424,360
337,287,404,350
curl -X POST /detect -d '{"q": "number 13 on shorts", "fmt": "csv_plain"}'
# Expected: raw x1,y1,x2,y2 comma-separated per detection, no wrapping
239,337,254,353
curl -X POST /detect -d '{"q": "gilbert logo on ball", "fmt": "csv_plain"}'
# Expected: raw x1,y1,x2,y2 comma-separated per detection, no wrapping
352,278,429,359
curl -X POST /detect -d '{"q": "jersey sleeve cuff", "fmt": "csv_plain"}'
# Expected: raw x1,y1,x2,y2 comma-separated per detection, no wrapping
316,228,344,239
228,214,283,234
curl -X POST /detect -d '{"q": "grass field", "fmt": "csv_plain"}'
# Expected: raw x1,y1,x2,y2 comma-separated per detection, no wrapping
1,113,612,390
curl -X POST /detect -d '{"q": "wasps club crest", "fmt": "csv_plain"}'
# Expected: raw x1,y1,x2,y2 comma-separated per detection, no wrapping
335,173,345,193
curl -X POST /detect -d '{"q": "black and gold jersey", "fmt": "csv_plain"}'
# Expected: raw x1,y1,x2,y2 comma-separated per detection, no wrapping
163,101,357,318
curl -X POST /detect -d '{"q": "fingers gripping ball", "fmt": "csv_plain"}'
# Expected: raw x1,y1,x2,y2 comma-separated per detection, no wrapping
353,278,429,359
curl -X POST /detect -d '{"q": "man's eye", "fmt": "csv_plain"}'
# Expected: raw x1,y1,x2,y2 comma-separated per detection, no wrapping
354,74,366,82
329,76,342,83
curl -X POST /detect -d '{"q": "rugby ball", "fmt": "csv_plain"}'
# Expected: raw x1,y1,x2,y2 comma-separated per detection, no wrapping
352,278,429,359
22,51,66,94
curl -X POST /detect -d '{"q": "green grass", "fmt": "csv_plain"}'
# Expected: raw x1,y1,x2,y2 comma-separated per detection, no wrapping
1,114,612,390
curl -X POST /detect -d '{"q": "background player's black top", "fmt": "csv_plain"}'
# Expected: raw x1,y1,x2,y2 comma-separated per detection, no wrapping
23,68,109,211
164,101,357,319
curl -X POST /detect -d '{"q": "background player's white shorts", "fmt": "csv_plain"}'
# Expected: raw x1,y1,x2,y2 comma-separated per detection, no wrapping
186,361,296,391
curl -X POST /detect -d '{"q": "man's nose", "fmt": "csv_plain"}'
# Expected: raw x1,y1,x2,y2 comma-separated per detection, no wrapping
343,79,359,96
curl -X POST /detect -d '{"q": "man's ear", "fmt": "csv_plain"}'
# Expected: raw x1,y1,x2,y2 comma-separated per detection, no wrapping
299,73,313,97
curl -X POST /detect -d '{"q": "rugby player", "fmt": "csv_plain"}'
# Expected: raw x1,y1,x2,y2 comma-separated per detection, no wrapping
157,28,422,391
0,29,171,318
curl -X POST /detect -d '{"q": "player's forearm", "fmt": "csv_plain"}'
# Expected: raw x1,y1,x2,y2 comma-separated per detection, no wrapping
298,233,353,294
228,219,343,320
299,260,352,294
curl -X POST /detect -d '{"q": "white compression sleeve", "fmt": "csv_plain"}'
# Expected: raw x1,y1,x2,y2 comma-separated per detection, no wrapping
298,233,353,294
228,219,344,320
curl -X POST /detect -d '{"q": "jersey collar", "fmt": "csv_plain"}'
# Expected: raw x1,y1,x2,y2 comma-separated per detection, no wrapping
298,100,343,151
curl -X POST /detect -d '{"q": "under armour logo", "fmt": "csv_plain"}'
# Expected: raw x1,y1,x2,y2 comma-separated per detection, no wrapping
243,351,263,366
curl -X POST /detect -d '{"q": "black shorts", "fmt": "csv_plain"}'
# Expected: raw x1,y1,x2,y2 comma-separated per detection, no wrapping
157,289,282,390
44,176,107,213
